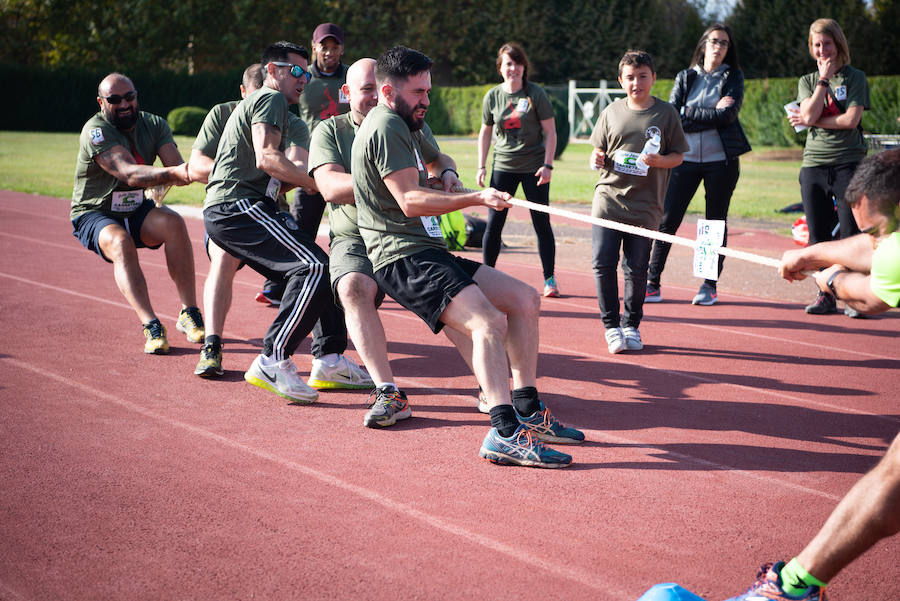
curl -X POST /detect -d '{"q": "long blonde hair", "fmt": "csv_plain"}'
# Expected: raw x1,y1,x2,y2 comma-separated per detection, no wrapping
808,18,851,65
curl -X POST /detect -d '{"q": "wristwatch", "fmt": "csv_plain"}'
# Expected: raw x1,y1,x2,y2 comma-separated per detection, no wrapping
826,269,846,298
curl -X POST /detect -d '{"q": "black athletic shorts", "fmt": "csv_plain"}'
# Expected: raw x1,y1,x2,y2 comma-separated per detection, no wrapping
71,198,160,263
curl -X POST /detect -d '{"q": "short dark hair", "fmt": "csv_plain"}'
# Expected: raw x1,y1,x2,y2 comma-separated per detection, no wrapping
375,46,433,85
261,41,309,66
690,23,741,71
618,50,654,77
845,148,900,233
242,64,264,90
496,42,531,86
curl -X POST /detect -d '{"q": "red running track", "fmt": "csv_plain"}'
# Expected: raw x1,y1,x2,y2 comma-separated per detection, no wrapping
1,192,898,601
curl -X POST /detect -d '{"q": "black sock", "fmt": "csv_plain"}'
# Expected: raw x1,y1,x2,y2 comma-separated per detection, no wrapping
204,334,222,350
489,405,519,437
511,386,540,417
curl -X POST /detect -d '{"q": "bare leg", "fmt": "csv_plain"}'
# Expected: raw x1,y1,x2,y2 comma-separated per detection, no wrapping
338,272,394,384
98,223,156,324
797,432,900,582
140,206,198,309
443,325,474,374
439,284,510,408
204,241,240,337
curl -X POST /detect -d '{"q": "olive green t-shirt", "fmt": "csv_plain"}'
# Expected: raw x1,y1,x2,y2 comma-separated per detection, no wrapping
296,62,350,134
589,97,689,229
482,81,554,173
71,111,175,220
351,104,442,271
204,87,297,208
192,101,239,159
797,65,869,167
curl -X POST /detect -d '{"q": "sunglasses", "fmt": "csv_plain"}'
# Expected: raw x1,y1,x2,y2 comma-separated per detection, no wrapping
707,38,729,48
102,91,137,104
268,61,312,83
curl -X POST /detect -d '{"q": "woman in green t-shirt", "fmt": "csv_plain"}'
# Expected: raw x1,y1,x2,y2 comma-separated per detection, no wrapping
787,18,870,316
477,42,559,297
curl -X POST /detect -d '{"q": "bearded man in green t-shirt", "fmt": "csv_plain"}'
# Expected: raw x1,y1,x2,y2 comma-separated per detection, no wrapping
351,46,584,468
70,72,203,355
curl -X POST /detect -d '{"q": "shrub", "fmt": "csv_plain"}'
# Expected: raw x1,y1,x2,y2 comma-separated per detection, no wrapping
167,106,208,136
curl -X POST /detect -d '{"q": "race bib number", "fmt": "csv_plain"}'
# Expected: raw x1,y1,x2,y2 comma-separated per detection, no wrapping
421,215,443,238
834,85,847,101
338,88,349,104
693,219,726,280
515,98,530,113
265,176,281,201
89,128,105,146
612,149,649,176
111,190,143,213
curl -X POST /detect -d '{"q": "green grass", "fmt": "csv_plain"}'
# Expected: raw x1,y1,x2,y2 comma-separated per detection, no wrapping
0,131,803,223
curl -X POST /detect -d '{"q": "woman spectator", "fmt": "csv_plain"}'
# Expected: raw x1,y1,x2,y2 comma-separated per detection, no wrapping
646,23,751,306
477,42,559,297
787,18,869,316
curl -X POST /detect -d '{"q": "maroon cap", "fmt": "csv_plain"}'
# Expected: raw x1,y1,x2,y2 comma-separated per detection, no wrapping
312,23,344,45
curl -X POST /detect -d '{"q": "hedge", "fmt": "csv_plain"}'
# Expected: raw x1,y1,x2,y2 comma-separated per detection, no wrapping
167,106,208,136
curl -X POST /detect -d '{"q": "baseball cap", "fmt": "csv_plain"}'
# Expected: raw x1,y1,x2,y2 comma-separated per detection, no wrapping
313,23,344,45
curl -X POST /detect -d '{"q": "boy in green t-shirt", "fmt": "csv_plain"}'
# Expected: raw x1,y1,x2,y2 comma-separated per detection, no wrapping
589,50,688,354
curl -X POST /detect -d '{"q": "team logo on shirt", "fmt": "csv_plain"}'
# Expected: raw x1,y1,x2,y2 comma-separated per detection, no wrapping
645,126,661,141
834,85,847,101
89,128,105,145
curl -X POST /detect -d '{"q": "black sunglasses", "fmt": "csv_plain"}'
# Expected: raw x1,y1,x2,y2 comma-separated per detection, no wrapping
102,91,137,105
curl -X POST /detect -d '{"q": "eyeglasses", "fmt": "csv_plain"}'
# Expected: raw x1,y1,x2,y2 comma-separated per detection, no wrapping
102,91,137,104
707,38,730,48
268,62,311,83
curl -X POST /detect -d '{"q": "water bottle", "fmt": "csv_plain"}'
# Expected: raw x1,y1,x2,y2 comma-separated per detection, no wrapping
639,134,660,166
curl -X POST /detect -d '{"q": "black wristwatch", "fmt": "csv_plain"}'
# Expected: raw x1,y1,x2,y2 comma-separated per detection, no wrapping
826,269,846,298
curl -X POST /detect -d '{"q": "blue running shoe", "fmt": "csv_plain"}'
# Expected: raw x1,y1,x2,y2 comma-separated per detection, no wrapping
479,424,572,468
724,562,826,600
517,401,585,444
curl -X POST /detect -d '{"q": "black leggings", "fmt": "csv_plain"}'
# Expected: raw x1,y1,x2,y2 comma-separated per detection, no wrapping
482,170,555,279
648,159,740,287
799,163,860,246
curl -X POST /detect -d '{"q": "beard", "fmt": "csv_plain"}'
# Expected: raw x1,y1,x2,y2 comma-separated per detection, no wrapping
108,104,139,130
393,94,426,132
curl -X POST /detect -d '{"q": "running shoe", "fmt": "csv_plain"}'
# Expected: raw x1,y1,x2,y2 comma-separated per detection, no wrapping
622,326,643,350
543,275,560,298
254,290,281,307
692,282,718,306
244,354,319,404
724,562,826,601
479,424,572,468
606,327,626,354
142,319,169,355
645,282,662,303
363,385,411,428
843,305,866,319
805,291,837,315
194,342,224,378
307,355,374,389
517,401,585,444
176,306,205,343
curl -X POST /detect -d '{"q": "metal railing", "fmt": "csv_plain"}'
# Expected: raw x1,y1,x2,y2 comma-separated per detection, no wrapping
568,80,626,142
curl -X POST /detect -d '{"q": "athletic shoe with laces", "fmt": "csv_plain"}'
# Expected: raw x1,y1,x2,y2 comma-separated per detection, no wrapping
606,327,626,354
805,291,837,315
176,306,205,343
363,385,411,428
692,282,718,305
142,320,169,355
543,275,560,298
479,424,572,468
645,282,662,303
516,401,585,444
307,354,374,389
254,290,281,307
244,354,319,403
724,561,826,601
622,326,643,350
194,342,224,378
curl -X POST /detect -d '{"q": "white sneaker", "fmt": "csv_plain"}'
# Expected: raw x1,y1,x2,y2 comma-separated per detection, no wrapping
307,354,374,390
622,326,643,350
244,354,319,404
605,327,627,354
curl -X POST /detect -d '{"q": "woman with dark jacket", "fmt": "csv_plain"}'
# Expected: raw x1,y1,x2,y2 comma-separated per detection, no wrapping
646,23,751,305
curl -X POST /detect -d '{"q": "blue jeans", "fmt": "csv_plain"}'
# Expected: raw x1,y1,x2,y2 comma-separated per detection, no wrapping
592,226,652,329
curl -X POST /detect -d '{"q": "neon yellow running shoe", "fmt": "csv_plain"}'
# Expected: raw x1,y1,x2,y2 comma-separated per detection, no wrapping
143,320,170,355
176,306,205,343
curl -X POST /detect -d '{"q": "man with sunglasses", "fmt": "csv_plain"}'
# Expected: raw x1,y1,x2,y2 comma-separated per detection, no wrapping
71,72,203,355
204,41,347,404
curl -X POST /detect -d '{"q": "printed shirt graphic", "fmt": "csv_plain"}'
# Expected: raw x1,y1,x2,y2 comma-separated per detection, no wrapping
589,97,689,229
297,63,350,134
351,104,443,271
798,65,870,167
482,81,554,173
71,111,173,220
